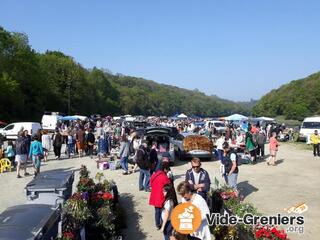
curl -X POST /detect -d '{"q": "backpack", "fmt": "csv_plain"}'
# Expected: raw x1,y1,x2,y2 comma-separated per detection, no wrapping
224,151,239,173
136,148,149,170
16,138,28,155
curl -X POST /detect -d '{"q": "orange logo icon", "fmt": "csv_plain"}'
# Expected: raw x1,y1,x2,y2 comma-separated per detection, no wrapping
171,202,202,234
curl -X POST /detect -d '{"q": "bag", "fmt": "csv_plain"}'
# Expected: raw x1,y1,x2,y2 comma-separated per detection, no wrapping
16,138,29,155
136,148,149,169
224,151,239,174
129,141,135,155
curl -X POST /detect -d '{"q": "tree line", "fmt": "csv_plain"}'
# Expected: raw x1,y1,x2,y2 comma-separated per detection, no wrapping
0,26,251,122
252,72,320,121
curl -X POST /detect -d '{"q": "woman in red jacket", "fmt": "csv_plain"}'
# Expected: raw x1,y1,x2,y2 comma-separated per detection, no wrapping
149,162,171,229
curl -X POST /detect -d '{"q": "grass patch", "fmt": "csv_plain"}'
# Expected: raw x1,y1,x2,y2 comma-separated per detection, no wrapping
282,141,313,151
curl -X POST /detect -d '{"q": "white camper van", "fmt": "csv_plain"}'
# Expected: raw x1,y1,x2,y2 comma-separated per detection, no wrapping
299,116,320,142
41,113,62,131
0,122,42,140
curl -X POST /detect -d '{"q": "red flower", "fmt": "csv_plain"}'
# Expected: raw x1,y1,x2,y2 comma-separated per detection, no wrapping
102,192,113,200
63,231,75,239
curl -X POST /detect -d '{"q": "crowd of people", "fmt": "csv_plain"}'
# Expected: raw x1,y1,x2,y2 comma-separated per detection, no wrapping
0,116,288,240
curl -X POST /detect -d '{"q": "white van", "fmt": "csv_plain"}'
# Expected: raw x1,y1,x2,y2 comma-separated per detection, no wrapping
0,122,42,140
41,114,62,131
299,116,320,142
205,120,226,133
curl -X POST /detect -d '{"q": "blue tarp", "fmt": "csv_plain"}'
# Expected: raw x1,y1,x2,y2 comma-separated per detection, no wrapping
59,116,80,121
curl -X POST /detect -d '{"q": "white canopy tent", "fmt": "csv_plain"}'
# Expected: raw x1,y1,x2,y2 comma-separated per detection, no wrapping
177,113,188,118
257,116,275,121
225,114,248,121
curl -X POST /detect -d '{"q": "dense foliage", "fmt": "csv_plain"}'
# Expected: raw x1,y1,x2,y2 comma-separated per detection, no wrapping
0,26,250,121
253,72,320,120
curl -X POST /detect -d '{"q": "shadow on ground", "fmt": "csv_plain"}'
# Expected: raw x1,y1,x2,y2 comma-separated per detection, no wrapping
238,180,259,199
120,193,147,240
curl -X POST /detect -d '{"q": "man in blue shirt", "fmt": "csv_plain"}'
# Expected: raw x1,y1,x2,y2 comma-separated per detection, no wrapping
185,157,211,201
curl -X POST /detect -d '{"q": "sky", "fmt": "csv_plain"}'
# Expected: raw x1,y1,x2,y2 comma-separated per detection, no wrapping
1,0,319,101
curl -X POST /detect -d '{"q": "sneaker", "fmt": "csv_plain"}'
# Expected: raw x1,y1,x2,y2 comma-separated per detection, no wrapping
24,172,30,176
17,175,22,178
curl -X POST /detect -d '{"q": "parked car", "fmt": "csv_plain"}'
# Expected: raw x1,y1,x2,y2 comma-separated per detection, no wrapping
205,120,226,133
0,122,42,140
144,127,176,165
172,133,213,161
299,116,320,142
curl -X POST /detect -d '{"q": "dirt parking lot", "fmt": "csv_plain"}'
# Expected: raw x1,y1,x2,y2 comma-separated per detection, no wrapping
0,143,319,240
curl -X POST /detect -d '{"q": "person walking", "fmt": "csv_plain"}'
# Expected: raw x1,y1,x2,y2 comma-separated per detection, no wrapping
245,127,256,163
160,184,178,240
136,142,151,191
29,135,44,178
149,162,171,230
67,131,75,158
177,181,212,240
221,142,239,191
185,157,211,201
15,132,30,178
41,131,51,162
310,130,320,157
267,132,279,166
52,129,63,159
5,141,15,168
119,135,130,175
76,127,86,158
86,128,95,159
257,130,267,159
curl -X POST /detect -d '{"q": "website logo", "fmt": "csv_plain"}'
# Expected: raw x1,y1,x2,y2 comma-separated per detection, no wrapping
171,202,202,234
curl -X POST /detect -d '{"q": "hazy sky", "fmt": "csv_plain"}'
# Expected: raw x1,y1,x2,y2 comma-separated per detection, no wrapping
1,0,319,101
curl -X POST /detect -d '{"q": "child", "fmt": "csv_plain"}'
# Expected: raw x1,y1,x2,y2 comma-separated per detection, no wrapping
29,136,44,178
5,141,15,168
160,184,178,240
67,131,75,158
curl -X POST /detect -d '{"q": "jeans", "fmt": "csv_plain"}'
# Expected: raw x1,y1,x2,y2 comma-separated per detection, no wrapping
67,144,74,156
155,207,162,228
163,221,173,240
139,169,150,190
257,144,265,157
120,156,128,172
217,149,224,161
313,144,320,156
226,173,238,190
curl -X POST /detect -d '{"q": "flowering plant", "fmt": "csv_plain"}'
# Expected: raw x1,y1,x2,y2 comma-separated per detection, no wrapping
62,231,75,240
255,226,289,240
77,177,95,192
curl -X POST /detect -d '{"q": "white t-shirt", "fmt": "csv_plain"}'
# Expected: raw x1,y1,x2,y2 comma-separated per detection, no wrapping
216,137,225,150
230,153,237,162
192,170,201,185
182,194,212,240
161,199,174,221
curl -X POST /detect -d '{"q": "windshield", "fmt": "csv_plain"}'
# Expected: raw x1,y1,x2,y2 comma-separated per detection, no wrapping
214,122,225,127
302,122,320,129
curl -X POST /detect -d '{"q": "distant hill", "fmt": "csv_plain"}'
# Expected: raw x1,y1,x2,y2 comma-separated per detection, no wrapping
106,74,251,117
252,72,320,120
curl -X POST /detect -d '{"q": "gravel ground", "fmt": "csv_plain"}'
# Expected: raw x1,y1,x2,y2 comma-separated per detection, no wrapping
0,143,319,240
